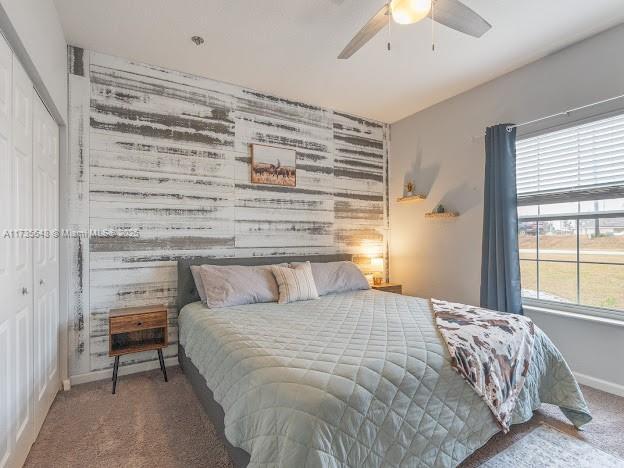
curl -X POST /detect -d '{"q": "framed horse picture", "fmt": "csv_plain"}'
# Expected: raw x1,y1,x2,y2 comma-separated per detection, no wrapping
250,144,296,187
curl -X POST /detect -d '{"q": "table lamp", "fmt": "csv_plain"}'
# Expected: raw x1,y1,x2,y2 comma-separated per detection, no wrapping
371,257,384,285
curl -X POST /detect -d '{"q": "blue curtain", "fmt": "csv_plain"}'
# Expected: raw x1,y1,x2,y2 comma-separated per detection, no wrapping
480,124,523,314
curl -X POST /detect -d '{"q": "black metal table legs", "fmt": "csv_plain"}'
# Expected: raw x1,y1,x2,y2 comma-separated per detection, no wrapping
112,355,120,394
111,350,167,394
157,348,168,382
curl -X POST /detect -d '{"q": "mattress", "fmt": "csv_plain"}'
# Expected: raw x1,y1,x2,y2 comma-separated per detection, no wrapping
178,290,590,468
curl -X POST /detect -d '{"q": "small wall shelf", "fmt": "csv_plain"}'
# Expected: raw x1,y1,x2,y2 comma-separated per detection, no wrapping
396,194,426,203
425,211,459,219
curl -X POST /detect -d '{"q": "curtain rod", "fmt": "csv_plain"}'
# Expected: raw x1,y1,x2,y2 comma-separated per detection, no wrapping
505,92,624,132
471,93,624,140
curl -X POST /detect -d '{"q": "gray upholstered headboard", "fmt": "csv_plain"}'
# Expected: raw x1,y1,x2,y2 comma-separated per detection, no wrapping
176,254,352,312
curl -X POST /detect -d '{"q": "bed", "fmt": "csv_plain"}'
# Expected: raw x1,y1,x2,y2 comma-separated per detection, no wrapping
176,255,591,468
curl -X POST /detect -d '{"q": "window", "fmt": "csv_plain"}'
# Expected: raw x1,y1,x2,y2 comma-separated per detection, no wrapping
516,112,624,316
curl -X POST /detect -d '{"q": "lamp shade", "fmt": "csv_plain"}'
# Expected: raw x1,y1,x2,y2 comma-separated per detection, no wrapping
391,0,432,25
371,257,384,269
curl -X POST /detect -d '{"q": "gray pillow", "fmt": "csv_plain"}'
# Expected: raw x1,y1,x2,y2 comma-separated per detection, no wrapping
290,261,370,296
198,264,285,308
190,265,207,303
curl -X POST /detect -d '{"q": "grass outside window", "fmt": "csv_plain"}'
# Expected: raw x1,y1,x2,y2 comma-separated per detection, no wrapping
519,220,624,311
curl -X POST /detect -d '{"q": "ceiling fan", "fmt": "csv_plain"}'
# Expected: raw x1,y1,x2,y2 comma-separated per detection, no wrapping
337,0,491,59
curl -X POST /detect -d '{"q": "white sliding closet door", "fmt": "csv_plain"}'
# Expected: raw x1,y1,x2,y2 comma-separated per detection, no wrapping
0,42,35,468
0,31,60,468
32,96,59,434
0,32,14,468
9,45,34,468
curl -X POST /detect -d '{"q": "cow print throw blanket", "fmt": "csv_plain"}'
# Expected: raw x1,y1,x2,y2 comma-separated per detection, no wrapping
431,299,535,432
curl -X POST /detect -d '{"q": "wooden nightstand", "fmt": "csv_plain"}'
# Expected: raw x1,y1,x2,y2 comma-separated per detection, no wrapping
109,304,169,394
372,283,402,294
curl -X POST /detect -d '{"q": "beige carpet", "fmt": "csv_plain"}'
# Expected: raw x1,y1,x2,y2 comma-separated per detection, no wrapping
25,366,624,468
25,367,233,468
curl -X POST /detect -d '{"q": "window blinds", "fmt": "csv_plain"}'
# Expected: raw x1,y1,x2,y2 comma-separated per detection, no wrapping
516,112,624,206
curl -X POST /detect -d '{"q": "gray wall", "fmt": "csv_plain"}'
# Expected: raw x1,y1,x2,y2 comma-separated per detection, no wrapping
0,0,67,122
389,24,624,393
67,47,388,380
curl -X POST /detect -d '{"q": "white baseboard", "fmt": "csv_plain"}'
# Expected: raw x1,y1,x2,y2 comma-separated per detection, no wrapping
573,371,624,398
69,356,178,386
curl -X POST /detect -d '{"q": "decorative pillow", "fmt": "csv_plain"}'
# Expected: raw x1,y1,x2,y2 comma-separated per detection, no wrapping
271,262,319,304
190,265,207,303
290,261,370,296
198,264,283,308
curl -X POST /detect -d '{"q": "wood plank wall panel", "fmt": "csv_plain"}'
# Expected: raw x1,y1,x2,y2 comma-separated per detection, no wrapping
67,46,91,375
333,112,388,273
67,46,388,377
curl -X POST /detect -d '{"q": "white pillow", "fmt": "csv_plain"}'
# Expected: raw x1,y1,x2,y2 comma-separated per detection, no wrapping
271,262,319,304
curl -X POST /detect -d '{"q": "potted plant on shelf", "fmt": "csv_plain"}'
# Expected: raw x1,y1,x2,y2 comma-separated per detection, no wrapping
405,181,415,197
425,204,458,218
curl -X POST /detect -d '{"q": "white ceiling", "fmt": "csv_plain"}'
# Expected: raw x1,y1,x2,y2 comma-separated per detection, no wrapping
53,0,624,123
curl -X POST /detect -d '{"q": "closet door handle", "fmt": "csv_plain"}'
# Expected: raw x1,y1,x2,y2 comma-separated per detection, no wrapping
39,279,45,285
22,287,29,295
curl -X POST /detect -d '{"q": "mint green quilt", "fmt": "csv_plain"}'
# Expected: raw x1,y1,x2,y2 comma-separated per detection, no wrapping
179,290,591,467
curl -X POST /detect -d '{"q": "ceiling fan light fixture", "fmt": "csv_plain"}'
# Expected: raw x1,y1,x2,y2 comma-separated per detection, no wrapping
390,0,432,25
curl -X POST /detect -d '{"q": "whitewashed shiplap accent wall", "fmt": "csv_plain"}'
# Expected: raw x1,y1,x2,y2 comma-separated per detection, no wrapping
67,46,389,379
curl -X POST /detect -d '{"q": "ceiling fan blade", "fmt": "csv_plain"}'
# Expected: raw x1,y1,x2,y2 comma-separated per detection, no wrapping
338,4,389,59
429,0,491,38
